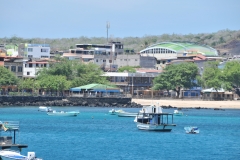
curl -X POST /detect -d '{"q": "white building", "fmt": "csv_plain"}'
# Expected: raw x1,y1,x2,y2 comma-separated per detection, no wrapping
25,44,50,59
23,60,49,78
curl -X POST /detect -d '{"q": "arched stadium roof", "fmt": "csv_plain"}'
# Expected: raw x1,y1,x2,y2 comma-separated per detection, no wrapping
140,42,218,56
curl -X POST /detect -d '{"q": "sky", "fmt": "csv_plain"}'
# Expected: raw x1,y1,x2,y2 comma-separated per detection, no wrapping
1,0,240,39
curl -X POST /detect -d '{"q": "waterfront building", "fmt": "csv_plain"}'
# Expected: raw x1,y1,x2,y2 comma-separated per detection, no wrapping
102,69,161,96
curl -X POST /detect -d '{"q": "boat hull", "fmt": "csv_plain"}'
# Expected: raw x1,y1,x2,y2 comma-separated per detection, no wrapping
137,123,176,131
0,150,26,160
47,112,79,117
118,112,138,117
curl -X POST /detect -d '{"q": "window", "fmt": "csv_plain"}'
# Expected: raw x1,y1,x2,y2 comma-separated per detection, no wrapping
18,66,22,72
36,64,39,67
135,59,138,61
41,48,48,52
28,55,33,58
103,60,106,62
27,72,30,75
29,64,33,68
11,66,16,72
96,59,98,62
44,64,47,67
28,48,33,52
41,56,49,58
124,59,127,61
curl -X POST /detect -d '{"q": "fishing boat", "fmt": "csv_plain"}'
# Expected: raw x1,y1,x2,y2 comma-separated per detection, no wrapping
184,126,200,134
117,110,138,117
173,110,183,116
0,150,42,160
135,103,176,131
0,121,42,160
47,110,80,116
38,106,53,112
134,104,163,122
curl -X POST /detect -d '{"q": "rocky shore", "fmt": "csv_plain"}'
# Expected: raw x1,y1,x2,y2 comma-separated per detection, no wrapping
0,96,144,108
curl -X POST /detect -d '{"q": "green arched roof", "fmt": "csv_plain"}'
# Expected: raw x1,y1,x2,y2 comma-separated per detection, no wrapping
140,42,218,56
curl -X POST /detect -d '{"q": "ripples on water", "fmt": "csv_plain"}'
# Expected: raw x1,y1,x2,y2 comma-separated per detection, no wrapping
0,106,239,160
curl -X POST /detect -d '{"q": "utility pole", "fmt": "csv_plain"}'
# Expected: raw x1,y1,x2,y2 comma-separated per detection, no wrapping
106,22,110,44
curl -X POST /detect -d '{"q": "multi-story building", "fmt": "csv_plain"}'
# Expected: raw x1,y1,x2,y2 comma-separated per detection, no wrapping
102,69,161,96
18,43,51,59
23,60,49,78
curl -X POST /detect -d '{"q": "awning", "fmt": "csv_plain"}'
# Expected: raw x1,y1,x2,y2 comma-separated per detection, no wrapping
70,87,81,92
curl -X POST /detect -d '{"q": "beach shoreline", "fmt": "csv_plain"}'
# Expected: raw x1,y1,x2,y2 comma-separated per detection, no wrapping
132,99,240,109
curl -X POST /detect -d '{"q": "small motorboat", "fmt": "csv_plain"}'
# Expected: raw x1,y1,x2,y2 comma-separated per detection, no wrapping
38,106,53,112
184,126,200,134
173,110,183,116
117,110,138,117
109,109,116,115
47,110,80,117
0,150,42,160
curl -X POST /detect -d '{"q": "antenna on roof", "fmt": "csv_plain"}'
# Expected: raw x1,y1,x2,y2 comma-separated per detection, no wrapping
106,21,110,44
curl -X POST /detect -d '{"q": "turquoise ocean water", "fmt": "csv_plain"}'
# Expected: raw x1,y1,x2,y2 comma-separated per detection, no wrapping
0,106,240,160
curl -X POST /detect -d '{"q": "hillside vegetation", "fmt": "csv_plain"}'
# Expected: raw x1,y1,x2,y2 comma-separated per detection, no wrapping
1,29,240,55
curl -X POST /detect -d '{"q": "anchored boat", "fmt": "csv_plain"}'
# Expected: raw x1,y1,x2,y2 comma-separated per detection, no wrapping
173,110,183,116
47,110,80,116
38,106,53,112
135,104,176,131
184,126,200,134
0,121,42,160
117,110,138,117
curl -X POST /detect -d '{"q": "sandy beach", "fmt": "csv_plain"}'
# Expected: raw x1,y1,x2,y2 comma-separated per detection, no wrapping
132,99,240,109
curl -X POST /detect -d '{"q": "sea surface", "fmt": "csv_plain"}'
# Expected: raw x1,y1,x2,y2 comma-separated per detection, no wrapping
0,106,240,160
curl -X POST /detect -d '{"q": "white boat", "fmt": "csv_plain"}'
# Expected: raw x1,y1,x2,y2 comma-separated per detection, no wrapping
173,110,183,116
38,106,53,112
47,110,80,116
108,109,116,115
0,150,42,160
0,121,42,160
135,103,176,131
134,104,163,122
184,126,200,134
117,110,138,117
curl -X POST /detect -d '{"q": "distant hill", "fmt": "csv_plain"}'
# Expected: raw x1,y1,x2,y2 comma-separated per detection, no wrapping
1,29,240,56
215,39,240,56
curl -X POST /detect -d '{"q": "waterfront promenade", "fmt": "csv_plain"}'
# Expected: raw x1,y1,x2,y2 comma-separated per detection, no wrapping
132,99,240,109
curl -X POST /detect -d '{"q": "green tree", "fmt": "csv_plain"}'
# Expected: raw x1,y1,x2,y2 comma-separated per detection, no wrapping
38,58,78,81
222,61,240,91
0,66,18,88
201,61,223,91
38,75,70,96
71,63,109,87
153,62,199,98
